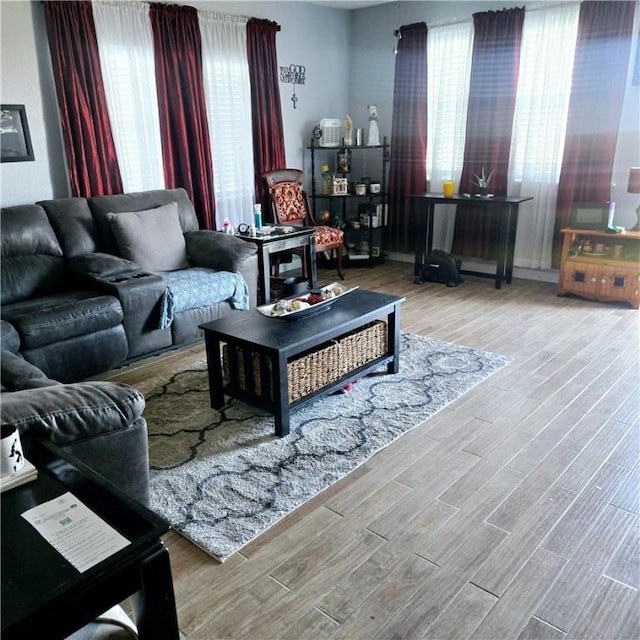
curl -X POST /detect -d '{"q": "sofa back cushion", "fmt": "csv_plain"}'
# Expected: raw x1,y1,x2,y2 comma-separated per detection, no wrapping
37,197,98,258
89,188,200,254
107,202,189,272
0,205,66,305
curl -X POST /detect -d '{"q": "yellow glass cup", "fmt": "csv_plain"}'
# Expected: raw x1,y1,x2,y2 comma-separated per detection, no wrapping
443,180,455,198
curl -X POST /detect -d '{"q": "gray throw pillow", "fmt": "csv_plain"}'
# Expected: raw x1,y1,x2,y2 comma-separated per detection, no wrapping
107,202,189,272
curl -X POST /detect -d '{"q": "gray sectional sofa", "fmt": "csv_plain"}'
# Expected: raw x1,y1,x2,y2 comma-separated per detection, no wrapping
1,188,258,382
1,188,259,504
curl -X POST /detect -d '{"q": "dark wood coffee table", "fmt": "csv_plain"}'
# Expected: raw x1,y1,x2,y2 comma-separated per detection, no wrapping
1,439,179,640
200,289,404,437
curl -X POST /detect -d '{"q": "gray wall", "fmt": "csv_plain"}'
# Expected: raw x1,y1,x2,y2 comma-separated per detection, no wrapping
1,0,638,227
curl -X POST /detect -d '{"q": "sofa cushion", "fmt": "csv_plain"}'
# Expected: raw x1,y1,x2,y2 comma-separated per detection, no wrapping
185,230,258,272
1,349,57,392
0,204,66,305
37,197,99,258
107,202,189,272
1,320,20,353
89,188,199,254
2,292,124,349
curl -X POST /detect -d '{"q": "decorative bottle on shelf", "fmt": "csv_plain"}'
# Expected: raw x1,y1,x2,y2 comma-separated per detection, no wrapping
321,164,332,195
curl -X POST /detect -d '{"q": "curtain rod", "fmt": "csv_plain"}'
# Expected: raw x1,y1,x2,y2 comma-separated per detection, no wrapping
419,1,580,31
40,1,281,30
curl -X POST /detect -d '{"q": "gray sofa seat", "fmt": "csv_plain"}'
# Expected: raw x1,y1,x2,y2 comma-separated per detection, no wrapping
3,292,124,348
1,204,128,382
84,188,258,347
1,188,258,383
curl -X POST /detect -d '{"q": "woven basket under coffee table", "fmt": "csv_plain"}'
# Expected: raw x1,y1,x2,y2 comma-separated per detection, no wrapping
200,289,404,437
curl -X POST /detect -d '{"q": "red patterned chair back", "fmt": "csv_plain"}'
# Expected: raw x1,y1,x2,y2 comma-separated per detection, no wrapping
269,181,307,225
262,168,345,280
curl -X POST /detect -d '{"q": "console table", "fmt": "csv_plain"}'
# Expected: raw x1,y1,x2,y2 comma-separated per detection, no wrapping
411,193,533,289
1,439,179,640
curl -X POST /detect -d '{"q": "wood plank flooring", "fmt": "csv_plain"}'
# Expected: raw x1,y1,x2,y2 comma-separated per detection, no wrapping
98,261,639,639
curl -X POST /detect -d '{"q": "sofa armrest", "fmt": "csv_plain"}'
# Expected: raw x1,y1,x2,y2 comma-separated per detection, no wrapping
68,252,141,279
1,381,150,504
68,253,172,356
1,349,58,391
184,230,257,272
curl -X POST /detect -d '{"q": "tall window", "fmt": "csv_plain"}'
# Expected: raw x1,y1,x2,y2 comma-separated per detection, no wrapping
92,1,164,193
199,13,255,229
426,21,474,249
93,2,256,223
426,22,474,185
424,4,581,268
508,3,580,269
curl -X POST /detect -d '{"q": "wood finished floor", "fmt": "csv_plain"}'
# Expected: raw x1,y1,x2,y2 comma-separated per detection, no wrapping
98,261,639,640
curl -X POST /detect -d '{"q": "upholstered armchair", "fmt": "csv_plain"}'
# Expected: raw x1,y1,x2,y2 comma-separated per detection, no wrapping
263,169,344,280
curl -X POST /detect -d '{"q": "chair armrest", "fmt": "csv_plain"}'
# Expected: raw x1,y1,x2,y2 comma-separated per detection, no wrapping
184,230,257,272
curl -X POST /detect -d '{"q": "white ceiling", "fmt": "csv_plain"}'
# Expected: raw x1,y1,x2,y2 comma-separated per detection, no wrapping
307,1,391,9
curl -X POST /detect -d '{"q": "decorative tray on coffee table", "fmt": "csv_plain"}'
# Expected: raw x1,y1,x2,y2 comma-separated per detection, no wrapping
257,283,358,319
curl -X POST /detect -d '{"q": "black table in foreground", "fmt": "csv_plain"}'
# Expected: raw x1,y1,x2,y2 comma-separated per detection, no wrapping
201,289,404,437
411,193,533,289
1,439,179,640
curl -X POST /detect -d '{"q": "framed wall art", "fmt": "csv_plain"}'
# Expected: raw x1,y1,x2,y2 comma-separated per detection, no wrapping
1,104,35,162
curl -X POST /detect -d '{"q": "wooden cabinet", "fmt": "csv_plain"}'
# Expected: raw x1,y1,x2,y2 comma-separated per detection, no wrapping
558,228,640,308
308,138,390,266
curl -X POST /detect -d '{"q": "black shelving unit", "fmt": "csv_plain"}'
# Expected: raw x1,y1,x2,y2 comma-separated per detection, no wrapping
308,137,390,266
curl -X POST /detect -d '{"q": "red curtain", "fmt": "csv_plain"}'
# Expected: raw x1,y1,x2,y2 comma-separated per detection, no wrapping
552,1,635,267
246,18,286,220
452,8,524,261
43,1,123,197
387,22,428,253
150,3,216,229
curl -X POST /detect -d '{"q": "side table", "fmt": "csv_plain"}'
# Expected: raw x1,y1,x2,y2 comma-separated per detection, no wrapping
236,226,317,304
1,439,179,640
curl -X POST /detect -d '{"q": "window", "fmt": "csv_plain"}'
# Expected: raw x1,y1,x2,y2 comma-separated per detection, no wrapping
426,21,474,185
509,3,580,184
199,13,255,229
93,1,165,192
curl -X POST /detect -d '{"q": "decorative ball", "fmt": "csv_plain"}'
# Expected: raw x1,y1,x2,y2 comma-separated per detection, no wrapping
320,210,331,224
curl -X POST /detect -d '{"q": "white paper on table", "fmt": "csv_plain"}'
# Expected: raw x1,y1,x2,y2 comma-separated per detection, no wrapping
22,491,130,572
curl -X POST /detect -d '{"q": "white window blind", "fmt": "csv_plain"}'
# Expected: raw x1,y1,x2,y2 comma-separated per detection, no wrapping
509,3,580,184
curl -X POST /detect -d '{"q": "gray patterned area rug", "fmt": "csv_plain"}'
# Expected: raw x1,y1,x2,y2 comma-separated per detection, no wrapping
143,333,510,562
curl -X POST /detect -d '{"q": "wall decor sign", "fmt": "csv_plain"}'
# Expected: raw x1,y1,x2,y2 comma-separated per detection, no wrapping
279,64,306,109
1,104,34,162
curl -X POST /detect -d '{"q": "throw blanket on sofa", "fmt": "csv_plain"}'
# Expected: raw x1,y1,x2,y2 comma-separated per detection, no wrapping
159,268,249,330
